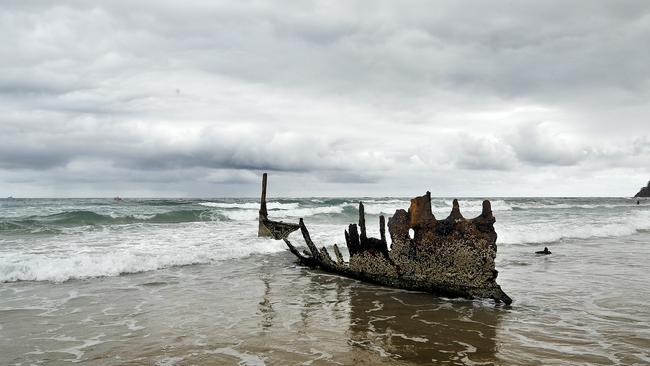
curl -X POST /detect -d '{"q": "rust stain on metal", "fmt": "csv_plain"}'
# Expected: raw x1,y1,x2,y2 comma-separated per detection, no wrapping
257,173,299,240
278,180,512,305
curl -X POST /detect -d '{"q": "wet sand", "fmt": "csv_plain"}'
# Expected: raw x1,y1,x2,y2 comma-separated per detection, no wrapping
0,256,504,365
2,232,649,365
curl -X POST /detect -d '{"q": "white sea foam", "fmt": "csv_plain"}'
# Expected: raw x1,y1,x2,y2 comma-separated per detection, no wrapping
199,201,338,222
204,347,266,366
497,210,650,244
362,202,408,215
509,202,638,210
432,199,513,213
0,225,286,283
362,199,513,216
0,252,208,283
280,205,346,218
133,214,156,220
220,210,259,221
363,199,410,204
218,204,347,221
198,202,298,210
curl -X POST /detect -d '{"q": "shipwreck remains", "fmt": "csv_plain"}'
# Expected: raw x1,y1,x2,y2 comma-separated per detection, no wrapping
282,188,512,305
258,173,300,239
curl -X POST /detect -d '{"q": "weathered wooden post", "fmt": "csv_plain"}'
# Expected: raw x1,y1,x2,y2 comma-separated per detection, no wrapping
258,173,271,237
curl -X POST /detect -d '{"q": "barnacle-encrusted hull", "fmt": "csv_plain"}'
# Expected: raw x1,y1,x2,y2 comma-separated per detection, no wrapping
284,191,512,305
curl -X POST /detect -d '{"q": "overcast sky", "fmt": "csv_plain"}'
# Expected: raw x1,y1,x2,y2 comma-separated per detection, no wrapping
1,1,649,197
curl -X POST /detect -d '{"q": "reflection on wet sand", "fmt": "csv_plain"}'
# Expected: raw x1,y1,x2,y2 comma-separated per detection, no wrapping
347,286,501,364
251,263,505,365
1,255,505,365
257,273,275,332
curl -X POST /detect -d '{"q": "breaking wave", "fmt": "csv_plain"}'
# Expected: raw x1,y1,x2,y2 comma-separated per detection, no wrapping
219,205,348,221
0,238,286,283
198,201,299,210
510,202,642,210
0,209,227,231
497,210,650,244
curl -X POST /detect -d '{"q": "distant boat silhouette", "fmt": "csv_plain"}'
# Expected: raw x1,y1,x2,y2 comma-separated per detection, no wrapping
113,196,123,202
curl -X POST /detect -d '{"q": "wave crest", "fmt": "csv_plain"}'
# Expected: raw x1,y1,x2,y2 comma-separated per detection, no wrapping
198,201,298,210
0,209,227,231
497,210,650,244
0,238,285,283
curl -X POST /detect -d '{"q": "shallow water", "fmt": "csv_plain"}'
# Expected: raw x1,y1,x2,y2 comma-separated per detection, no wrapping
1,197,649,364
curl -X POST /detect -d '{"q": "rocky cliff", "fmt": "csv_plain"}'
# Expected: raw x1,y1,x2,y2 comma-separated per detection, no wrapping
635,181,650,197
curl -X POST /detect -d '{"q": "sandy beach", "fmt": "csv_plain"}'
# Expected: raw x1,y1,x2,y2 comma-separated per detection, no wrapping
1,197,649,365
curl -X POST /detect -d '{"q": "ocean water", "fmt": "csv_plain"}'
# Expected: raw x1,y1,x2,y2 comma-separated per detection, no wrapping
1,197,649,365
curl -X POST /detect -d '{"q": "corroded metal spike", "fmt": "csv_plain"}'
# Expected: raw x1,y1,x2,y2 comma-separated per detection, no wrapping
333,244,344,264
260,173,268,216
448,199,464,220
409,191,435,227
359,202,367,241
258,173,269,237
379,215,386,244
258,173,299,238
348,224,360,255
481,200,492,218
283,238,317,267
299,218,320,259
320,246,335,265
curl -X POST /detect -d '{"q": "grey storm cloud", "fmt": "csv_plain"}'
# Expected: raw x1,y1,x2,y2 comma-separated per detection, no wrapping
508,122,591,167
1,0,649,197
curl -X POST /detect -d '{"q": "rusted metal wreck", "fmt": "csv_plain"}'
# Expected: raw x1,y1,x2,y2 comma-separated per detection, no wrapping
258,173,300,239
259,174,512,305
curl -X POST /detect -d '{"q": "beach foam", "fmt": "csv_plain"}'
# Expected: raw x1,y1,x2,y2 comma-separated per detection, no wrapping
217,204,348,222
0,234,286,283
198,201,299,210
497,210,650,244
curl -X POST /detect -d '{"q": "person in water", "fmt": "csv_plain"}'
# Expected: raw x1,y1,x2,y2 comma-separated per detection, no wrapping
535,247,551,255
